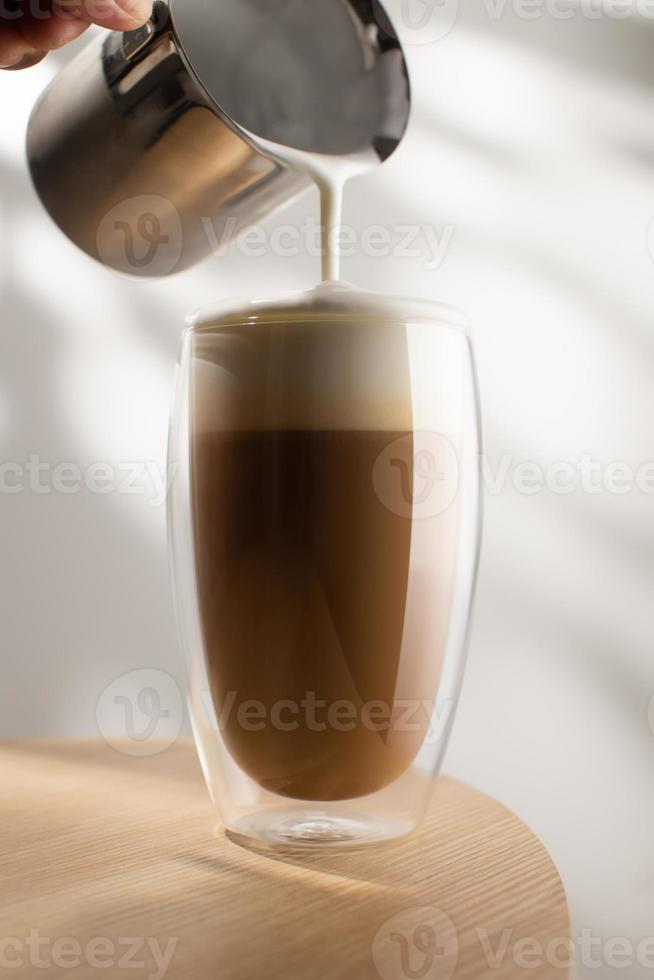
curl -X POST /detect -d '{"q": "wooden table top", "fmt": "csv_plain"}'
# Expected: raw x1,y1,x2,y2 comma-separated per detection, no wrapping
0,741,569,980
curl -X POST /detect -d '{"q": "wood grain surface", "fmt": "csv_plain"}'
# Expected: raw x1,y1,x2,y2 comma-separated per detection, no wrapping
0,741,569,979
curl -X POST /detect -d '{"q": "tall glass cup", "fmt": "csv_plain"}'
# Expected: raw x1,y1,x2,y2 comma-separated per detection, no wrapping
168,283,481,847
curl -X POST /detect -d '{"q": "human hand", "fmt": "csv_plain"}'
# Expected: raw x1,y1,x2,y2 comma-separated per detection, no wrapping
0,0,152,70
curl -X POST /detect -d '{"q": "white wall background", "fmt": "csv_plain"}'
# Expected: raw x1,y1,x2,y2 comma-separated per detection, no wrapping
1,2,653,977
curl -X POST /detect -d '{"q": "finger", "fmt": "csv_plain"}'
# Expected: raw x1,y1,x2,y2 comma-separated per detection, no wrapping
60,0,151,31
5,51,47,67
0,22,42,67
16,5,89,50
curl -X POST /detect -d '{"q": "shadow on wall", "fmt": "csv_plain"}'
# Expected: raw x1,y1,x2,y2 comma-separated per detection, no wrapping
459,0,654,89
0,150,186,737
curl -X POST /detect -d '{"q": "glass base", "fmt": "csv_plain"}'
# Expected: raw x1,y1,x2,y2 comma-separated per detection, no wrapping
226,808,413,850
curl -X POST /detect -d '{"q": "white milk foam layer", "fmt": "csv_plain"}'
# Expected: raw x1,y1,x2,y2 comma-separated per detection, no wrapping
190,282,470,435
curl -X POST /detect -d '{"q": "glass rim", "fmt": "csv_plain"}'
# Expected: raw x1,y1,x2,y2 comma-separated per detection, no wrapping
185,281,470,338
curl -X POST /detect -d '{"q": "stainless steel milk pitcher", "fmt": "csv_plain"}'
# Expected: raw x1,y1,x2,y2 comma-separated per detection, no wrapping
26,0,411,277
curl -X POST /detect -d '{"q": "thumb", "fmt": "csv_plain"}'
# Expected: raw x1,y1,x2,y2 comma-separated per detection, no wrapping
57,0,152,31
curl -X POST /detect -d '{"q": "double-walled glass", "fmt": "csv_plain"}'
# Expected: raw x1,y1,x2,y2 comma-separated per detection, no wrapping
168,284,481,848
